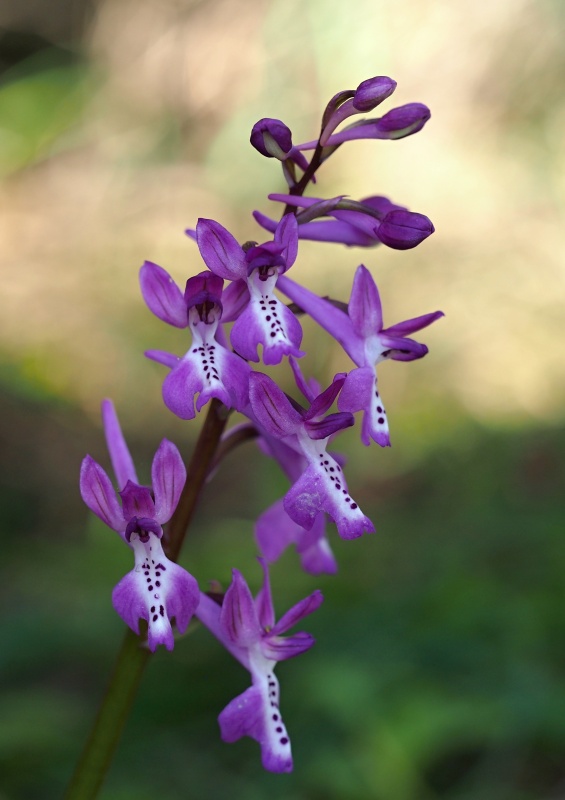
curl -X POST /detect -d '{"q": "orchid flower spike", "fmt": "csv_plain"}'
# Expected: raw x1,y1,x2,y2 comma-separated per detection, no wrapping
278,265,444,446
196,214,304,365
79,399,199,650
140,265,250,419
249,371,375,539
196,559,323,772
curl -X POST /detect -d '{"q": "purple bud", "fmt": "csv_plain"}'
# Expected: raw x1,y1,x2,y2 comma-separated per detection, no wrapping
353,76,397,111
250,118,293,159
376,210,435,250
376,103,431,138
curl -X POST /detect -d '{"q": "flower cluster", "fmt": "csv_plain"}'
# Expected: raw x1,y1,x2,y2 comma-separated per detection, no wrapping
80,76,442,772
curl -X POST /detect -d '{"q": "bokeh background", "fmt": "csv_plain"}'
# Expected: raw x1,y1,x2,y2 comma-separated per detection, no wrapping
2,0,565,798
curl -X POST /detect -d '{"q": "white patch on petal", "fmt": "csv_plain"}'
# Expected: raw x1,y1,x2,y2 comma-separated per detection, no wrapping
247,270,290,350
249,648,292,767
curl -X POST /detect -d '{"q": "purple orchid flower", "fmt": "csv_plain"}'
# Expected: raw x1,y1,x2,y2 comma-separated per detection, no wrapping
195,559,323,772
278,265,444,446
140,264,250,419
79,400,199,650
254,194,434,250
195,214,304,365
249,371,375,539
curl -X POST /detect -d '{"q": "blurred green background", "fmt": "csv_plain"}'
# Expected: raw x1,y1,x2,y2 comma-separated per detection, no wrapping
1,0,565,798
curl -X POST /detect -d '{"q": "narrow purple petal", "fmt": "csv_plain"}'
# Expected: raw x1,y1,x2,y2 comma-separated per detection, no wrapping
348,265,383,337
274,213,298,270
220,569,261,647
145,349,180,369
196,218,247,281
379,334,429,361
249,373,303,438
262,632,316,661
255,557,275,629
101,399,138,489
305,374,347,420
220,279,250,322
79,455,124,533
289,356,319,404
382,310,444,337
299,535,338,576
269,589,323,636
252,210,278,235
151,439,186,524
305,411,354,440
139,261,188,328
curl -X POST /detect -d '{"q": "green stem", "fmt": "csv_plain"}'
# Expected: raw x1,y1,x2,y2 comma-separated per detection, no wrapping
65,399,229,799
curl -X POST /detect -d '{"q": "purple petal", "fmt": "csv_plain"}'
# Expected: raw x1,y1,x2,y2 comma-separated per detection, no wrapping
220,279,250,323
255,497,302,563
379,334,429,361
184,271,224,310
196,218,247,281
269,589,323,636
305,411,354,440
101,399,138,489
305,374,347,420
119,481,156,520
348,265,383,337
382,310,444,337
255,557,275,630
79,455,124,533
277,276,365,364
145,349,180,369
139,261,187,328
274,213,298,270
262,632,316,661
339,367,390,447
151,439,186,524
289,356,319,404
299,535,338,576
218,683,293,773
376,210,435,250
249,373,303,438
161,359,201,420
220,569,261,646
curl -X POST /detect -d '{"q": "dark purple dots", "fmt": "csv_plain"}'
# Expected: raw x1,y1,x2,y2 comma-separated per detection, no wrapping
148,585,154,591
272,714,279,721
151,606,155,613
376,406,383,413
280,737,289,745
155,581,161,587
152,614,158,622
276,726,283,733
351,503,358,510
270,332,276,337
378,417,385,424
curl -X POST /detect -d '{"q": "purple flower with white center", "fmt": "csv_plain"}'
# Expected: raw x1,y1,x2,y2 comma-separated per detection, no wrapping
249,371,375,539
79,399,199,651
140,264,250,419
195,560,323,772
254,194,434,250
196,214,304,365
278,265,444,447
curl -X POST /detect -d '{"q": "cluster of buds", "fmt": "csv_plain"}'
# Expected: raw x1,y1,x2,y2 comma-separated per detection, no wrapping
80,76,442,772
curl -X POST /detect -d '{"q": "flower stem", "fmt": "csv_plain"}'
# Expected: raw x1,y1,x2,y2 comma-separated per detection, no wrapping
65,399,229,799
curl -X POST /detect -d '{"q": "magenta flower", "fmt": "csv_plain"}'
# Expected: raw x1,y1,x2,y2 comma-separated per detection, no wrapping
195,560,323,772
278,265,444,446
249,371,375,539
79,400,199,651
140,264,250,419
254,193,434,250
196,214,304,365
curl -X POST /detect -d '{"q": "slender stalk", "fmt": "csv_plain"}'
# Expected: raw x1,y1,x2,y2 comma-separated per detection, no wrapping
65,399,229,799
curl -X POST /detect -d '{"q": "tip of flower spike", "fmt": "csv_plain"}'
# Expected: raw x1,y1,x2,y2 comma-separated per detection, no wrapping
353,76,397,111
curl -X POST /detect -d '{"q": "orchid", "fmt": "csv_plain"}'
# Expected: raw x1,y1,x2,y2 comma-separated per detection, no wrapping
196,213,304,365
79,399,199,651
249,371,375,539
140,265,250,419
278,265,444,446
196,560,323,772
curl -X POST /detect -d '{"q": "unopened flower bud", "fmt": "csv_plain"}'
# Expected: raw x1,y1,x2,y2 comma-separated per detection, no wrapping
376,210,435,250
376,103,431,138
353,76,397,111
250,118,293,159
